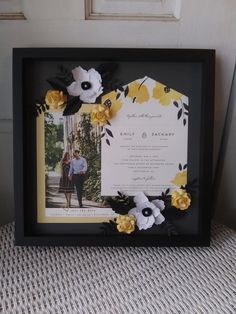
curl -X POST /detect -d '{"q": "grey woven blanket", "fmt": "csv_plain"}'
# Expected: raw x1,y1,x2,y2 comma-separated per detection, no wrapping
0,222,236,314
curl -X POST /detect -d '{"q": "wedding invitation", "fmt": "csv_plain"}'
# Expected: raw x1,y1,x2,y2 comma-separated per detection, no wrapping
101,77,189,196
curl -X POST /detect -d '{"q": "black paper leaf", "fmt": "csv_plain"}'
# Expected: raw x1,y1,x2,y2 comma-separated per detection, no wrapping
106,192,134,215
57,64,73,82
179,163,182,171
106,139,110,146
96,63,118,80
183,118,187,126
101,133,105,138
100,220,117,235
132,97,136,103
118,86,124,92
99,67,124,96
110,79,125,92
173,101,179,107
177,108,183,120
63,97,82,116
124,86,129,97
116,93,121,100
185,178,198,194
35,103,49,117
184,111,189,116
115,191,130,205
183,103,189,111
183,164,187,169
106,120,111,126
105,128,113,138
47,78,67,93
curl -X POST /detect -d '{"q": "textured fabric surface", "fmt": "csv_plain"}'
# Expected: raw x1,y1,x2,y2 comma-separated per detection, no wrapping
0,223,236,314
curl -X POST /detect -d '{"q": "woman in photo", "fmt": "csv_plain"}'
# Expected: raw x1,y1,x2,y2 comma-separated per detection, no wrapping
58,152,74,208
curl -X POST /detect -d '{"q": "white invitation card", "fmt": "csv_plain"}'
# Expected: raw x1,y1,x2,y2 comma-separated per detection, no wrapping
101,77,188,196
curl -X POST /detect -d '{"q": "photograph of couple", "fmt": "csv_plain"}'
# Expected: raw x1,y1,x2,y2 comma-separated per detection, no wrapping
58,150,87,208
45,108,108,209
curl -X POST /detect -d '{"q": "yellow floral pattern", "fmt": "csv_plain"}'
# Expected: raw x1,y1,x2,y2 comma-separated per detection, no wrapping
152,82,182,106
116,215,136,234
91,104,110,126
171,189,191,210
45,90,67,110
171,170,187,187
127,81,149,104
101,91,122,117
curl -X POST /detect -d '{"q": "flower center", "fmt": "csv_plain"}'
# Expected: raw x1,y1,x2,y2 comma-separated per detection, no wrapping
142,207,153,217
81,81,92,90
104,99,112,108
164,86,170,93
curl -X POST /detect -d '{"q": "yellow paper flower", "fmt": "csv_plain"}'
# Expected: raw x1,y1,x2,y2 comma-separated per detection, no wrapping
91,104,110,126
152,82,182,106
171,170,187,187
128,81,149,104
101,91,122,117
171,189,191,210
116,215,136,234
45,90,67,110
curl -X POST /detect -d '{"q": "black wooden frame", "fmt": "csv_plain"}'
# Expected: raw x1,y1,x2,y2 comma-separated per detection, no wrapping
13,48,215,246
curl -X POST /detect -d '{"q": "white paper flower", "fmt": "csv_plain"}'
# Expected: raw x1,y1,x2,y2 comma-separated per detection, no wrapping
67,66,103,103
128,192,165,230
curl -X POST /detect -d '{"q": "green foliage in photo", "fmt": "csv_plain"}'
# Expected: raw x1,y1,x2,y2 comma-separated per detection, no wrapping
45,112,64,170
77,114,102,202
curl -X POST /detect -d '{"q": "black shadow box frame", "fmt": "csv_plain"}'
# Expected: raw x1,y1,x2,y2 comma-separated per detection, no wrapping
13,48,215,246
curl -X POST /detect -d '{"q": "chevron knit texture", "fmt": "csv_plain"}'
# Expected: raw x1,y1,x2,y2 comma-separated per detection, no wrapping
0,222,236,314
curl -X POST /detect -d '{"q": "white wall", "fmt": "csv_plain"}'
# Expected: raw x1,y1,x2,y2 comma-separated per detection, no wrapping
0,0,236,226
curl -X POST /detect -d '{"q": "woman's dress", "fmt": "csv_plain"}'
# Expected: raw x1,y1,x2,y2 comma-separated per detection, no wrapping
58,163,74,193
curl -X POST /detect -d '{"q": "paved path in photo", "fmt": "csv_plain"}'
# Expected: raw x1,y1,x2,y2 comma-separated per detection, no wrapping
46,173,103,208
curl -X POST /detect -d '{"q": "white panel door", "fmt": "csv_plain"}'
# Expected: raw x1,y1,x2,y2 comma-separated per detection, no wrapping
85,0,181,20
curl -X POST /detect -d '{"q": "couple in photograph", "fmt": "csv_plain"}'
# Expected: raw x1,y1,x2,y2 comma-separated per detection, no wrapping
58,150,87,208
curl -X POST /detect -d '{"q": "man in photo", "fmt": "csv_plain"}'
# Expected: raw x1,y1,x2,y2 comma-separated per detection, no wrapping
68,150,87,207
